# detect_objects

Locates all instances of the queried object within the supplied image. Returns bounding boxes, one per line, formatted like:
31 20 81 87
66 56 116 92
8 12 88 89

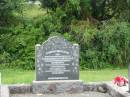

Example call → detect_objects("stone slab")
106 82 130 97
83 81 130 97
83 83 108 93
8 84 32 94
32 80 83 94
0 85 10 97
4 82 129 97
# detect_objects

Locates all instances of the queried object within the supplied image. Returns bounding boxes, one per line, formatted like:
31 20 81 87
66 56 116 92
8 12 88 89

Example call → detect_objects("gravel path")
10 92 112 97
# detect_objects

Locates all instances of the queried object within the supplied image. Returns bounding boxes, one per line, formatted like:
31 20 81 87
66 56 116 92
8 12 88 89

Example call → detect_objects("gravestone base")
32 80 84 94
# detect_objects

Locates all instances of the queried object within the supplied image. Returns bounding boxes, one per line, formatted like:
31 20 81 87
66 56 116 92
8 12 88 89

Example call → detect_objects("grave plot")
6 82 129 97
1 36 130 97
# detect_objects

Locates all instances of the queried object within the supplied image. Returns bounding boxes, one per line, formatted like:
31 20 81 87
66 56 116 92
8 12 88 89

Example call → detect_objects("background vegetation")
0 0 130 70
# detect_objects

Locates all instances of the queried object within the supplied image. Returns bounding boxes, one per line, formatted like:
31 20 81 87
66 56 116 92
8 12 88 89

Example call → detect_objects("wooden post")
128 64 130 92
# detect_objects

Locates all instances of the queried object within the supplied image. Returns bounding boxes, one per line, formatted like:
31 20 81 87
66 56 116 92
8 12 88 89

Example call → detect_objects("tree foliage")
39 0 130 70
0 0 130 70
0 0 24 26
71 21 130 69
40 0 130 21
90 0 129 21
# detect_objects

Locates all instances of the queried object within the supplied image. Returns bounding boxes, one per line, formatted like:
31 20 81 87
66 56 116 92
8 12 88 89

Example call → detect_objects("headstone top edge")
41 36 65 45
38 36 78 46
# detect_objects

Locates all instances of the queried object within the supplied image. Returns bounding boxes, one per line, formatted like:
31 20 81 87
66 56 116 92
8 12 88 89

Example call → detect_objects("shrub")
71 20 130 69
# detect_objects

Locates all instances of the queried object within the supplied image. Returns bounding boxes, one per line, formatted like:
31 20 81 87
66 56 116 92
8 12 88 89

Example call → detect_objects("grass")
81 69 128 83
23 4 46 19
0 69 128 84
1 69 34 84
13 4 46 20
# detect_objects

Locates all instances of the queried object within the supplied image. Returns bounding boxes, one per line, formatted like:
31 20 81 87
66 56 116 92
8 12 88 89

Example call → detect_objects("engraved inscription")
43 50 73 75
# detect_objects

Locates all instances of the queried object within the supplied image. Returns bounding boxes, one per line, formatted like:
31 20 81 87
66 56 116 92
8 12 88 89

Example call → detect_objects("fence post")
128 64 130 92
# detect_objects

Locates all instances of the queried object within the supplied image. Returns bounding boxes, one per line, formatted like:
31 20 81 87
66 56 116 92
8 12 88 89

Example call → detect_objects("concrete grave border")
0 85 9 97
1 82 129 97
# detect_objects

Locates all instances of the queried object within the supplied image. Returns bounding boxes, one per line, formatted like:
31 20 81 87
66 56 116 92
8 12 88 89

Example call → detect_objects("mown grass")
0 69 128 84
81 69 128 83
1 69 34 84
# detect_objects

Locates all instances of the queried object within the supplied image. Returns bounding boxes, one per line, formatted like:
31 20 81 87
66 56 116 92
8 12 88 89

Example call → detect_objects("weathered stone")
83 84 95 91
8 82 130 97
47 83 56 93
10 91 113 97
83 84 106 92
32 80 83 94
106 82 129 97
9 84 32 94
35 36 79 81
0 85 10 97
98 86 107 93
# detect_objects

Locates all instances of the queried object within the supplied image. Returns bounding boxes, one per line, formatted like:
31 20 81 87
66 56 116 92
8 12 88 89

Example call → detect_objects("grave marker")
35 36 79 81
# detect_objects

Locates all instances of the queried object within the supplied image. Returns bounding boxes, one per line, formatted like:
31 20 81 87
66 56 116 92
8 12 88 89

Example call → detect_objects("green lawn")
0 69 128 84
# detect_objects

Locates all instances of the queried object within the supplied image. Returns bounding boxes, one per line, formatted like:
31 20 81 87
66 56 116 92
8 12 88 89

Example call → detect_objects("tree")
91 0 129 21
40 0 80 33
0 0 23 26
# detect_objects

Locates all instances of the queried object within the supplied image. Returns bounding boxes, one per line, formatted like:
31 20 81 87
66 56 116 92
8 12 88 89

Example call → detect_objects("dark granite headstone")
35 36 79 81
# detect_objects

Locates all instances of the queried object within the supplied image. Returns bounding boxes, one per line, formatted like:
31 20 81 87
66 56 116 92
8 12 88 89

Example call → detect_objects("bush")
1 1 130 70
71 20 130 69
0 21 43 69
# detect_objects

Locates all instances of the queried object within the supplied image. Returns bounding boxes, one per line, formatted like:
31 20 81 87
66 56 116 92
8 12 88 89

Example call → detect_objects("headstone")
35 36 79 81
32 36 83 94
